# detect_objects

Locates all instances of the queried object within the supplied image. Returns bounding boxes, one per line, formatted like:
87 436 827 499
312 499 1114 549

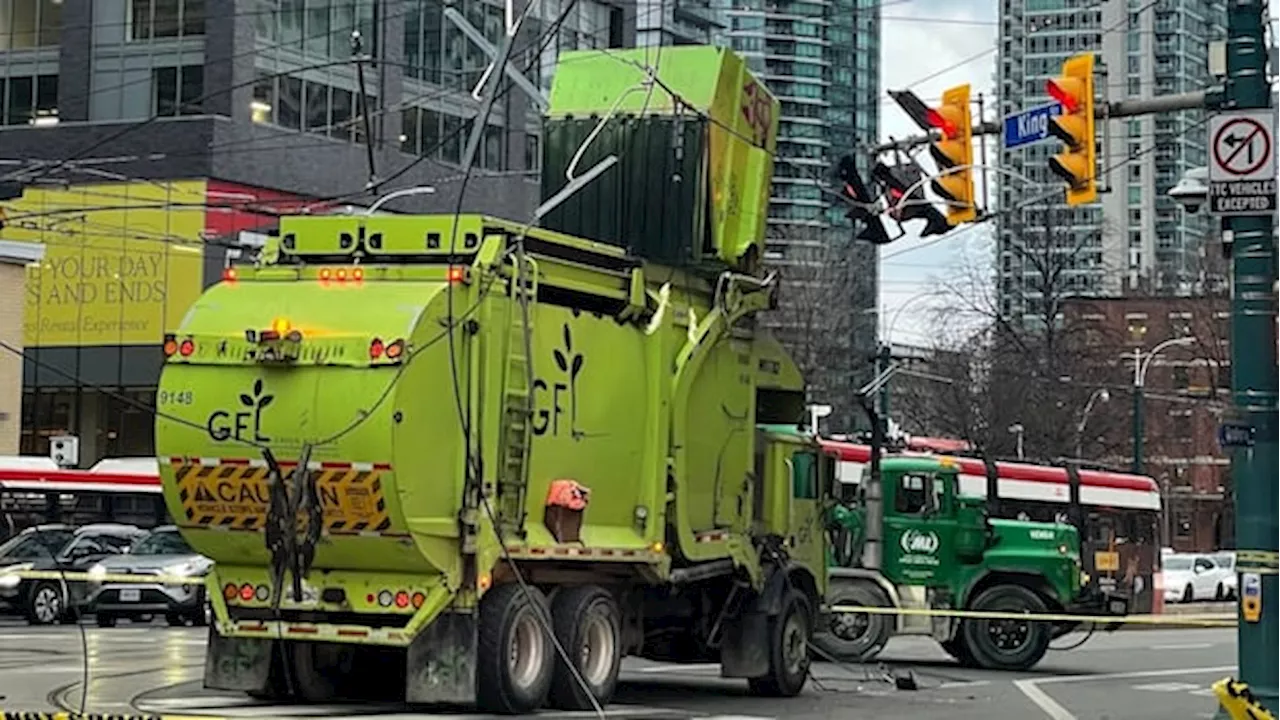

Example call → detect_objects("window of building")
1 73 57 126
152 65 204 116
1172 365 1189 389
130 0 205 41
0 0 63 48
525 133 540 171
1174 512 1192 539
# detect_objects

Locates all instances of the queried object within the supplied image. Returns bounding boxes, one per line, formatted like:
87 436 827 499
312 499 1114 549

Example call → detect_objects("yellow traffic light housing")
926 83 977 225
1046 53 1097 206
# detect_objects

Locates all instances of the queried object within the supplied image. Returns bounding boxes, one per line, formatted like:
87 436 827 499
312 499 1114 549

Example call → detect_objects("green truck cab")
817 455 1093 671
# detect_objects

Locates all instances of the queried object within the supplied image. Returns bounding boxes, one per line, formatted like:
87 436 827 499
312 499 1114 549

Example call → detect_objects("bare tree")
892 206 1127 461
763 223 868 432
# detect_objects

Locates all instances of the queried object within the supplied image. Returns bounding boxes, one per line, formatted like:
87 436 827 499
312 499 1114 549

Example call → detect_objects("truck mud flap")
719 612 769 679
204 627 275 693
406 611 477 705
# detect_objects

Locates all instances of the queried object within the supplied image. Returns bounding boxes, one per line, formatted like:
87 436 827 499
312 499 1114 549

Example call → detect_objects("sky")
876 0 1000 348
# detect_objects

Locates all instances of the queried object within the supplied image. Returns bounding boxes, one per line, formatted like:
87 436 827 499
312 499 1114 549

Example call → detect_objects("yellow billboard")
3 180 207 347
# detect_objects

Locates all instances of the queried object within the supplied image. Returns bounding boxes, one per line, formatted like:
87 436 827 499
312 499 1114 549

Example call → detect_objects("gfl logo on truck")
205 379 274 443
740 80 774 147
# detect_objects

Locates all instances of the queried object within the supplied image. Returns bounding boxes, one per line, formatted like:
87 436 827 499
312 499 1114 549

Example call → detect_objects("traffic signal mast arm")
869 88 1213 156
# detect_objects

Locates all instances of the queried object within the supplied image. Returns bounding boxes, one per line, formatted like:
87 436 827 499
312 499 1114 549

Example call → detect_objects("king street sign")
1003 103 1063 149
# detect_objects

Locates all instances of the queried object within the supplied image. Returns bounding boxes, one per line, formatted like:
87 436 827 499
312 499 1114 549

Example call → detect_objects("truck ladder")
497 251 538 537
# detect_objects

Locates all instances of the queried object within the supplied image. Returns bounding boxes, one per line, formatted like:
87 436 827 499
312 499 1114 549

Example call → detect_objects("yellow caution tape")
828 603 1237 627
1213 677 1276 720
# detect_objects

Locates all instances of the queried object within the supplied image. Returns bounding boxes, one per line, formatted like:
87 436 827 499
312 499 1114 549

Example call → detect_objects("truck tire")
747 589 811 698
960 584 1052 671
477 583 555 714
940 638 979 667
288 641 357 703
547 585 622 710
811 581 893 663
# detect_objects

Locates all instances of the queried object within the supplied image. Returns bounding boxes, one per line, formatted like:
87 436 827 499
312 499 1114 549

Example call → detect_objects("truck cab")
819 455 1090 671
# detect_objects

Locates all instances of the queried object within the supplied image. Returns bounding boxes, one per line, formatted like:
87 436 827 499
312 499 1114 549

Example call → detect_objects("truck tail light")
163 335 178 357
179 338 195 357
370 338 384 359
239 584 254 601
394 591 409 609
411 592 425 609
385 339 405 360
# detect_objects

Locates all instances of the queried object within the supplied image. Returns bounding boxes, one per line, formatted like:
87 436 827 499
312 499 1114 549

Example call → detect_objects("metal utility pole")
1217 0 1278 714
1131 337 1195 474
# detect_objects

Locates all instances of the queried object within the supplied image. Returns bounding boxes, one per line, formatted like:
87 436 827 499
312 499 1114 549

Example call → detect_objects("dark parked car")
86 525 212 627
0 523 145 624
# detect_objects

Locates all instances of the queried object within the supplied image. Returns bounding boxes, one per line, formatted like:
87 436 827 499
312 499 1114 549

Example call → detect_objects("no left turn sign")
1208 110 1278 217
1212 116 1271 178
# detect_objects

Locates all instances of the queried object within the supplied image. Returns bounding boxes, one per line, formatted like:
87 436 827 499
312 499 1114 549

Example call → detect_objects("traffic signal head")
836 155 892 245
872 161 950 238
925 83 976 225
1045 53 1097 206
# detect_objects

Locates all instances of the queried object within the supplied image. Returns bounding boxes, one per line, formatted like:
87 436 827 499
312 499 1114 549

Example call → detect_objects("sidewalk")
1118 601 1236 631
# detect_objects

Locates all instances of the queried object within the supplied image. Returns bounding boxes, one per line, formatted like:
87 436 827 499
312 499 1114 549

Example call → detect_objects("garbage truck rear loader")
155 46 837 714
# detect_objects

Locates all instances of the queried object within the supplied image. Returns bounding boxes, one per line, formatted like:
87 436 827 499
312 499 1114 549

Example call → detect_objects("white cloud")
876 0 1000 347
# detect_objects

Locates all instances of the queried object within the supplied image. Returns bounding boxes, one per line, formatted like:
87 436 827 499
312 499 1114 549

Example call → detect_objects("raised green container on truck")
155 46 838 715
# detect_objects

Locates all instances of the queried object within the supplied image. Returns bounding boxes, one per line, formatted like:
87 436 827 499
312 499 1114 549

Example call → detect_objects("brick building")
1063 295 1232 552
0 239 45 455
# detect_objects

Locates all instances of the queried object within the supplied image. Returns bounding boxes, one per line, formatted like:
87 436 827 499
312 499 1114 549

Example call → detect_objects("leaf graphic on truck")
536 323 586 440
208 378 274 443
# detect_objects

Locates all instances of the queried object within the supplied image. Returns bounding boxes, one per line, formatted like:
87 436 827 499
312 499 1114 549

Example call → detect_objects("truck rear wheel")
747 589 811 698
547 585 622 710
288 641 357 702
477 583 555 714
961 584 1051 671
812 581 893 663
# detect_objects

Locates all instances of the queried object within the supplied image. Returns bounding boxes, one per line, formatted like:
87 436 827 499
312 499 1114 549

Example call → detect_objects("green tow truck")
815 452 1125 671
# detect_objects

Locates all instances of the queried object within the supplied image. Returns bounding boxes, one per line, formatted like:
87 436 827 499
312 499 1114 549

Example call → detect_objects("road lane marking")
1014 679 1076 720
1151 643 1214 650
1015 665 1237 720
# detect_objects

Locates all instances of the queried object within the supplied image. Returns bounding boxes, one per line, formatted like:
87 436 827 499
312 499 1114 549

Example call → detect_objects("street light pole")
1218 1 1278 713
1075 388 1110 459
1130 337 1195 474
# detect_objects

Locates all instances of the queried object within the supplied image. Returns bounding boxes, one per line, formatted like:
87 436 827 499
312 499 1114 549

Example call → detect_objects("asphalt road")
0 618 1238 720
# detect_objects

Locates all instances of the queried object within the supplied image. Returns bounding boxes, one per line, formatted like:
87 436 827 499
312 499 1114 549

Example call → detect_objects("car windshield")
1164 557 1193 571
130 530 193 556
1215 554 1235 569
0 530 75 560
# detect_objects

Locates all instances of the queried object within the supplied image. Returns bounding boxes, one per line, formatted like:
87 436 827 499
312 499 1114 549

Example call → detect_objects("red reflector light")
239 584 254 601
353 267 364 281
222 267 238 282
370 338 384 359
385 339 404 360
411 592 425 609
395 591 410 608
336 268 347 282
319 268 332 282
179 339 195 357
447 266 465 283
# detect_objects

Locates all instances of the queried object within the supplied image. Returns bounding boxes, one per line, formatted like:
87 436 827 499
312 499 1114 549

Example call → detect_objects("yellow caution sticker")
174 462 394 534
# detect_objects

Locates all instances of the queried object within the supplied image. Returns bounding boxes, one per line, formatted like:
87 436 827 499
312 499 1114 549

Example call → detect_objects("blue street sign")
1002 103 1063 149
1218 422 1256 448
